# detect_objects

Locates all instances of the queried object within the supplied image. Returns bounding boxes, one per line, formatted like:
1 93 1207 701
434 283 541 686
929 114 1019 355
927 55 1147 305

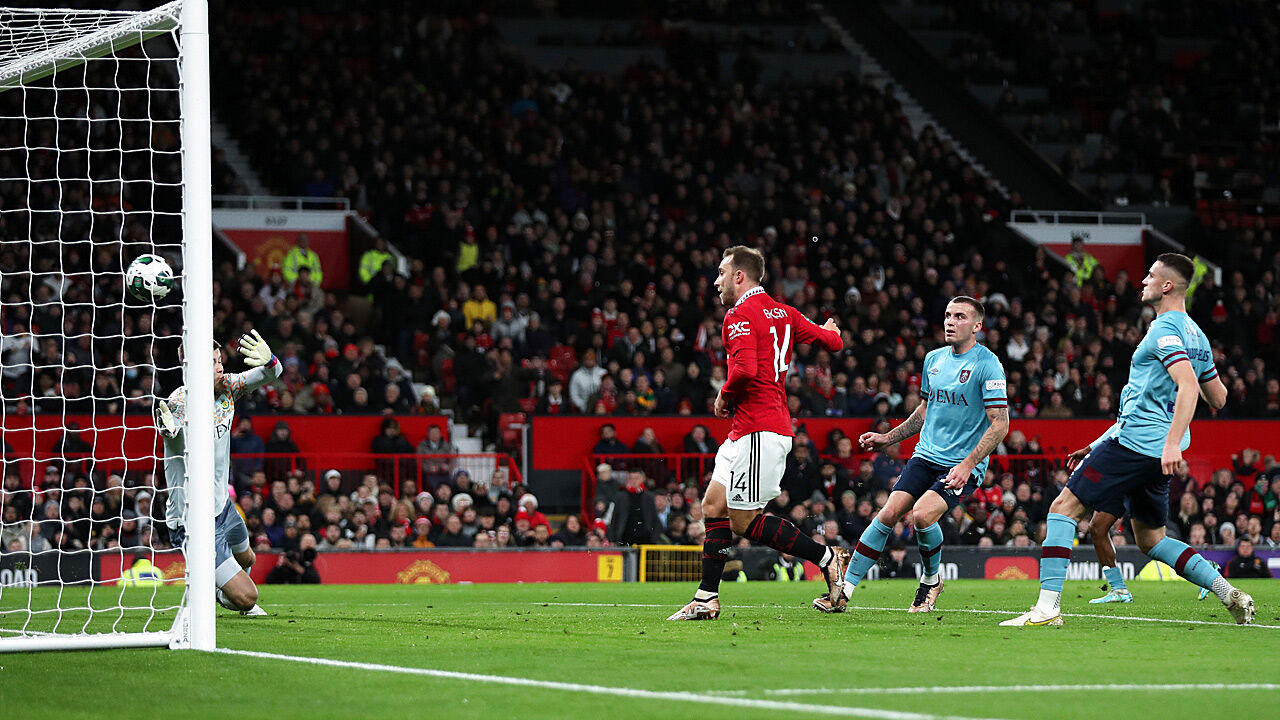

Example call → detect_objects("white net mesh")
0 2 190 646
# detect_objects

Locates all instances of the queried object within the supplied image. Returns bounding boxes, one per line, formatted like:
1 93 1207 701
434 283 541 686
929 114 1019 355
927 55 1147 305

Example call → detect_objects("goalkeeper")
155 331 281 616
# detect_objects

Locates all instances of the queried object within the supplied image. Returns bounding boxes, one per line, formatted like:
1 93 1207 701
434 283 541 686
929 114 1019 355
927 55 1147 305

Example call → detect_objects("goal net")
0 0 216 652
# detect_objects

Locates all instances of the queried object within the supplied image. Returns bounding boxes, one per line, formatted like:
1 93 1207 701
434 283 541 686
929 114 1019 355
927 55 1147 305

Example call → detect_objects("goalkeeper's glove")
154 398 180 439
238 329 274 368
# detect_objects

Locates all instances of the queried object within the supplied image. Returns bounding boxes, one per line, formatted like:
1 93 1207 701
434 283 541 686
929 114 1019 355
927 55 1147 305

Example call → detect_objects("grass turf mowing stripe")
532 602 1279 629
211 647 1010 720
716 684 1280 696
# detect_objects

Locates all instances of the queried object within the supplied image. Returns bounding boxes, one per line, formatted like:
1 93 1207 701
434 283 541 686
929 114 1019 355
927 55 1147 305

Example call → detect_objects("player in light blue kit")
813 296 1009 614
156 331 281 616
1003 254 1254 626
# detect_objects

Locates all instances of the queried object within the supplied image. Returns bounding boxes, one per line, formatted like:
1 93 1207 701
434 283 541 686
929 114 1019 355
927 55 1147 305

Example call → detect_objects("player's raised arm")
154 389 185 440
224 330 283 401
791 309 843 352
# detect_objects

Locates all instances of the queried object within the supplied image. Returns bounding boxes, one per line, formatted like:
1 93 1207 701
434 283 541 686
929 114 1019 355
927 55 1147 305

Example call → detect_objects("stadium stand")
1 1 1276 557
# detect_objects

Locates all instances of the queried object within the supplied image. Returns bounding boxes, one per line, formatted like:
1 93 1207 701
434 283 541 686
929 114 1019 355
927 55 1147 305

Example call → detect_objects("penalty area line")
211 647 1007 720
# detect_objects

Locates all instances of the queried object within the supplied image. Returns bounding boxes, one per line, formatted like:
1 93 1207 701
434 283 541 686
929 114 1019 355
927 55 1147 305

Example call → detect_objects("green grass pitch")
3 579 1278 720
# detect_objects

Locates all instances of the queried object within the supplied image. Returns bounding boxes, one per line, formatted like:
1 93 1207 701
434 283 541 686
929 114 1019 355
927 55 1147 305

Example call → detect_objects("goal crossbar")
0 1 180 91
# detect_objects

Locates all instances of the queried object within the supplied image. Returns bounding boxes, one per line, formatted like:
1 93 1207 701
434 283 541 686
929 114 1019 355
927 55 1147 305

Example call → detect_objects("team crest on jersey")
727 321 751 339
959 369 971 383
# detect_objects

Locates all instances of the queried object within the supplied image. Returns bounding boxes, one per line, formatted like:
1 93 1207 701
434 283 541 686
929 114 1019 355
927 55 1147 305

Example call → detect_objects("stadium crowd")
586 420 1280 563
5 421 1276 573
0 4 1277 565
920 0 1280 207
200 6 1278 435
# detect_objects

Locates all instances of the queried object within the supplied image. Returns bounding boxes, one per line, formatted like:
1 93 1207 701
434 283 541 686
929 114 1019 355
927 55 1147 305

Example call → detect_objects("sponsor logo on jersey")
928 367 940 375
926 389 970 406
1156 335 1183 349
732 494 743 502
985 379 1006 391
959 369 971 383
727 321 752 339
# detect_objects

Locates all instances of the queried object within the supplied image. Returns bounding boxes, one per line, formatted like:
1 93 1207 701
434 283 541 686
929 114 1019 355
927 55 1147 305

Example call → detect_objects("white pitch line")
211 647 1007 720
714 683 1280 697
844 605 1280 630
534 602 1280 629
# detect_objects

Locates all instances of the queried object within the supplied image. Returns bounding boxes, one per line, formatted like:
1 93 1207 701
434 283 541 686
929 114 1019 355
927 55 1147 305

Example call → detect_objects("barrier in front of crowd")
579 453 1117 521
71 545 1279 587
231 452 523 498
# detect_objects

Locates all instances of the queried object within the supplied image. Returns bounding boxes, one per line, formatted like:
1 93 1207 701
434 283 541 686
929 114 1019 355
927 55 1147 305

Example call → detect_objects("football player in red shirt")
668 246 851 620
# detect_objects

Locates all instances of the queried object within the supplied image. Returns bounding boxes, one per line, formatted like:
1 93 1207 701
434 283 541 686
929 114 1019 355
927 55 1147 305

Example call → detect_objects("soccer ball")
125 254 175 301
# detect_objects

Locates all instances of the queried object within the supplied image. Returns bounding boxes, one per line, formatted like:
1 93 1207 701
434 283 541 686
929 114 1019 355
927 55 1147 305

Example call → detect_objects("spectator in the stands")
782 442 820 503
569 350 606 413
229 417 265 485
358 237 393 287
281 233 322 287
631 427 664 454
1226 538 1272 578
552 515 587 547
263 421 301 482
433 514 470 547
592 423 629 455
371 417 413 481
462 284 497 330
606 469 660 546
871 444 904 488
417 424 456 456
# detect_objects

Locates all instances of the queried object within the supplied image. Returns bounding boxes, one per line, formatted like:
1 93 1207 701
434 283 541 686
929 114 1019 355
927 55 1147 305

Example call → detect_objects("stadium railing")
229 453 522 498
577 452 1182 520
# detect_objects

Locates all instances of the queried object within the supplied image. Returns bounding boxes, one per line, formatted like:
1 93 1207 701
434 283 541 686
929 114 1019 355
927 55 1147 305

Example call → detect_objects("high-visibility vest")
1066 252 1099 286
282 246 323 285
358 249 392 285
773 561 806 582
1187 256 1209 307
119 559 165 587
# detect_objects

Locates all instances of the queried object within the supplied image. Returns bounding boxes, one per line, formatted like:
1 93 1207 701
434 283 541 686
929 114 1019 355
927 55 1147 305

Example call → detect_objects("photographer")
265 533 321 584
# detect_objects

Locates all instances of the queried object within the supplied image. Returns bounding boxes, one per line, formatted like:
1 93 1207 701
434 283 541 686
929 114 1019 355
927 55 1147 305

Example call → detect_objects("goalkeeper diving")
155 331 281 616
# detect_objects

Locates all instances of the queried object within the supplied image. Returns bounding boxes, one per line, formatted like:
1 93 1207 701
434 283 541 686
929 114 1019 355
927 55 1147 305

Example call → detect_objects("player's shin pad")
744 514 828 566
699 518 732 595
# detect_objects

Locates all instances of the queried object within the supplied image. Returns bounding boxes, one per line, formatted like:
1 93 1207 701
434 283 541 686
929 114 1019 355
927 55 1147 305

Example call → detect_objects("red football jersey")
721 286 843 440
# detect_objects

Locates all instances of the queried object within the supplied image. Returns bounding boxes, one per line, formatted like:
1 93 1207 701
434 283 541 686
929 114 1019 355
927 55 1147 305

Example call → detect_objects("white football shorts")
711 431 792 510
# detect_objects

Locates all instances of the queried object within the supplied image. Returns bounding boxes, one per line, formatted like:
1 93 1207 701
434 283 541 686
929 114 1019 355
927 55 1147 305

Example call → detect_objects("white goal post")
0 0 215 652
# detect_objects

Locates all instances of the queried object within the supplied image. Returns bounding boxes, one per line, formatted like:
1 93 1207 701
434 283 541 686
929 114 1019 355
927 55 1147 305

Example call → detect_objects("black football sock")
743 514 832 567
696 517 732 600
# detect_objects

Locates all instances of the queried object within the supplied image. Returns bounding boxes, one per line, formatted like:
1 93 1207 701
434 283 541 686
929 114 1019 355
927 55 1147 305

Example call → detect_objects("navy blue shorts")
891 456 979 511
1066 438 1169 527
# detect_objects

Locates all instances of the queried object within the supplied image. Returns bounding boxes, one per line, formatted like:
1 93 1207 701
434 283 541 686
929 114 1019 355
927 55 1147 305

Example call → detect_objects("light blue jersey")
1116 311 1216 458
916 343 1007 482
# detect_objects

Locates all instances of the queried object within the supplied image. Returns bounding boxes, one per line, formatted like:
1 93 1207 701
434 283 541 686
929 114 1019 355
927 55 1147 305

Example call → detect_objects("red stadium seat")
518 397 538 413
498 412 527 452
